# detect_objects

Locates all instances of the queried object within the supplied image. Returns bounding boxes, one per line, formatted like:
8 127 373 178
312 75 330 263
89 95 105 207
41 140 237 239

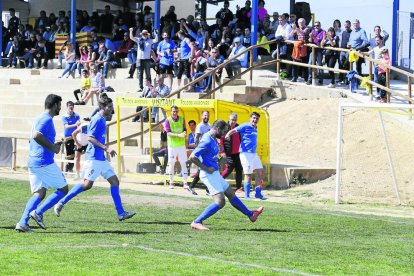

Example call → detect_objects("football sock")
255 186 265 199
18 195 42 226
60 184 84 205
194 203 221 224
244 183 251 199
230 197 253 217
36 190 65 216
110 186 125 216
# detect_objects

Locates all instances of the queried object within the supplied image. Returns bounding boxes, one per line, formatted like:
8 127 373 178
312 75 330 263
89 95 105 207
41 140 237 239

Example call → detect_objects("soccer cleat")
119 211 136 221
249 206 264 222
191 221 209 230
30 210 46 229
15 223 33 233
183 183 189 189
254 187 267 200
235 188 244 194
244 183 251 199
186 187 198 195
54 203 64 217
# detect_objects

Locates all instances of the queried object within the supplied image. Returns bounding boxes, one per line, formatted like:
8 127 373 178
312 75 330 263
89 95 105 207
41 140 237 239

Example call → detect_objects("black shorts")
159 64 173 75
75 145 88 154
64 139 75 157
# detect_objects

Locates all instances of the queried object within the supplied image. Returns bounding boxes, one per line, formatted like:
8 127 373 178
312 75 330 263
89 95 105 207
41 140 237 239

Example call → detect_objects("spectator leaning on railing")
306 21 325 85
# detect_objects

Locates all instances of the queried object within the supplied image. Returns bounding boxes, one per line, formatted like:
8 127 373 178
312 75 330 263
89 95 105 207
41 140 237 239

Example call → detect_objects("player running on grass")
189 120 264 230
52 95 135 221
16 94 69 233
225 111 266 200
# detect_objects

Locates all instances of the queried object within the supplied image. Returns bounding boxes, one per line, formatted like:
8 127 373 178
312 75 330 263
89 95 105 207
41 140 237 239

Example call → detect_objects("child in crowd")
377 48 390 103
74 69 91 104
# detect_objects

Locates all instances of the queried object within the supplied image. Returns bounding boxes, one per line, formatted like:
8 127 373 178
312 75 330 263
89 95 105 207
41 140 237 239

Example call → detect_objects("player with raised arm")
190 120 264 230
53 96 135 221
16 94 69 232
225 112 266 200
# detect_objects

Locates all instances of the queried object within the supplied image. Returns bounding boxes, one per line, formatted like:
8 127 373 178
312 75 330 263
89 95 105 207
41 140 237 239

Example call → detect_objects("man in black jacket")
219 113 243 193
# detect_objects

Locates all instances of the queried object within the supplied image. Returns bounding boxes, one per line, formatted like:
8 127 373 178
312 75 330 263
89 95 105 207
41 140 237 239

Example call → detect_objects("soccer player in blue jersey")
190 120 264 230
225 112 266 200
15 94 69 232
53 96 135 221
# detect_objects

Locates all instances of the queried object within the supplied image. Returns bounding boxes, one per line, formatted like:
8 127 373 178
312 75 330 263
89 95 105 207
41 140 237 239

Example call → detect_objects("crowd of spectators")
2 1 390 98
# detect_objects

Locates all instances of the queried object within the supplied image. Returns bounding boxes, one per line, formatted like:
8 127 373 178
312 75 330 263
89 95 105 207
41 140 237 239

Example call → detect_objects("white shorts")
240 152 263 174
82 160 115 181
29 163 67 193
199 170 229 196
168 146 187 163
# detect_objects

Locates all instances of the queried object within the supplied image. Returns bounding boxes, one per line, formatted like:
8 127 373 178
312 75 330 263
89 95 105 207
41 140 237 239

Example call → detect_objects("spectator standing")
129 28 158 92
216 1 234 26
176 30 193 89
157 32 176 88
338 20 352 84
35 10 50 31
321 27 339 88
100 5 114 34
290 18 311 82
307 21 325 85
8 8 20 37
348 19 369 75
370 25 389 49
235 0 252 29
269 12 279 33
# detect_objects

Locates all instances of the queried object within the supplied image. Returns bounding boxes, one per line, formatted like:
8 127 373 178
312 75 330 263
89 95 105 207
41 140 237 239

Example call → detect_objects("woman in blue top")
189 120 264 230
176 30 194 89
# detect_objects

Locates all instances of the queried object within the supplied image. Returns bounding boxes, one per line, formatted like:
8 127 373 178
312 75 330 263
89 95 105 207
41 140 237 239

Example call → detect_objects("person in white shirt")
129 28 158 92
224 37 247 78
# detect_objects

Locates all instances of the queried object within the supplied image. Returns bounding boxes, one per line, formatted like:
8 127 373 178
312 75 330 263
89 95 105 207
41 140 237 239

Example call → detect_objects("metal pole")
0 0 3 61
276 43 280 79
154 0 161 35
70 0 77 46
378 111 401 205
408 76 412 119
312 47 316 85
392 0 400 66
251 0 258 61
386 68 390 103
116 98 121 175
249 48 253 86
335 104 344 204
369 61 373 101
12 137 16 171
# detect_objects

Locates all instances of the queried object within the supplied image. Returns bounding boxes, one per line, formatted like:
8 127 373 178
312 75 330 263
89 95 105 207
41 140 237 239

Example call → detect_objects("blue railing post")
70 0 77 46
251 0 258 61
392 0 399 66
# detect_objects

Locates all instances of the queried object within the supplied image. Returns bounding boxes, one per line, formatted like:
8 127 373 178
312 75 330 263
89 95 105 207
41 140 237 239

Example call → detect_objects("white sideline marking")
293 208 414 226
1 244 318 276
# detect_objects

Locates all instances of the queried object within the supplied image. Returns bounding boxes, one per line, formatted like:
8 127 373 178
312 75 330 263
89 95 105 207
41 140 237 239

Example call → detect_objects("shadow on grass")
233 228 290 233
43 230 167 235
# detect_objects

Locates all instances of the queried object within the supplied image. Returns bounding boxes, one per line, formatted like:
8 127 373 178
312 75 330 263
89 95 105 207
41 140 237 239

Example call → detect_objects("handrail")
107 38 414 146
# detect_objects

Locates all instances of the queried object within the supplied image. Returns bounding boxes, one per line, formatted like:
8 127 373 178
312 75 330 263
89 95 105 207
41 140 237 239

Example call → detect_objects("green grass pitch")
0 178 413 275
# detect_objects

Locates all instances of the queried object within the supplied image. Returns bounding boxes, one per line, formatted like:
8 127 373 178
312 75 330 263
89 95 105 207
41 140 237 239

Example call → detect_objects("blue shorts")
199 170 229 196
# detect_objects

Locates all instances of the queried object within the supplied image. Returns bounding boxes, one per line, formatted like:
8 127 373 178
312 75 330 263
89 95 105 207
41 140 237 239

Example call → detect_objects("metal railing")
106 38 413 147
